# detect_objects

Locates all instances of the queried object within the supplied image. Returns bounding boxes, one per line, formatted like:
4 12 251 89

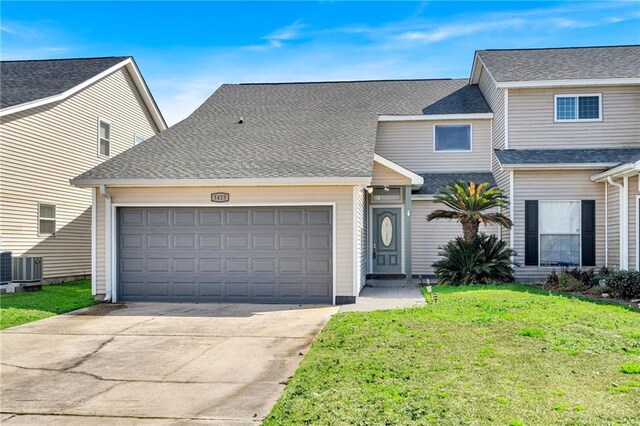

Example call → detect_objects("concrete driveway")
0 302 338 425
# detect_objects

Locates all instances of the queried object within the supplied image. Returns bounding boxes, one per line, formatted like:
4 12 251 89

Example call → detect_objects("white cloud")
265 20 306 42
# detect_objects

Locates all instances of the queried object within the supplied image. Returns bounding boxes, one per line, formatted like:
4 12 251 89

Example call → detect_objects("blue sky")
2 1 639 125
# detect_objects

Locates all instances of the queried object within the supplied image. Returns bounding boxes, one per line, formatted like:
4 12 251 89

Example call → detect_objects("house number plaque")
211 192 230 203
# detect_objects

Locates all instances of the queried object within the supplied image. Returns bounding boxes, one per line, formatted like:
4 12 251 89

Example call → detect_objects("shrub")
568 267 596 287
546 269 560 286
433 233 517 285
559 272 584 292
605 270 640 299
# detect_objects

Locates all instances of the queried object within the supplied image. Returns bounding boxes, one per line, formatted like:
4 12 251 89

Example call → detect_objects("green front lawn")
0 280 96 330
265 285 640 425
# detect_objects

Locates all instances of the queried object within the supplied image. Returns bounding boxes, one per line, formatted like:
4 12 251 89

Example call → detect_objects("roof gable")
474 45 640 86
0 56 166 130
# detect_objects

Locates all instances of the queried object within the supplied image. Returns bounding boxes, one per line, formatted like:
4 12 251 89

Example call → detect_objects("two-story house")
0 57 166 283
472 46 640 279
70 45 639 304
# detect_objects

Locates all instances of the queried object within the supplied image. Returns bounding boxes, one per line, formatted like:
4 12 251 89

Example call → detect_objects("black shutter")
581 200 596 267
524 200 539 266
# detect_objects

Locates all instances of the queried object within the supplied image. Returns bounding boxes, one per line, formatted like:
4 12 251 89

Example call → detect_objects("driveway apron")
0 302 338 425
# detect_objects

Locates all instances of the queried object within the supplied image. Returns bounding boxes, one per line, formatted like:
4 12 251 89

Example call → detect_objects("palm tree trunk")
461 220 479 242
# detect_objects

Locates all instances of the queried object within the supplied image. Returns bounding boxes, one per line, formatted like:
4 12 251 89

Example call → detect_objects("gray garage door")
118 207 333 303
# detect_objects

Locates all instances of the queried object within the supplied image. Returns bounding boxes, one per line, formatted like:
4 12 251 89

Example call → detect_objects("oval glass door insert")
381 216 393 246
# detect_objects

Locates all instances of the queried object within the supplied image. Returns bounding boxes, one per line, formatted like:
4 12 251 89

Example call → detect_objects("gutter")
499 163 617 171
591 161 639 182
70 177 373 188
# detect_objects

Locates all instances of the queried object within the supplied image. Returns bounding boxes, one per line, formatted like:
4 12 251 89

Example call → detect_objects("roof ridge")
239 78 466 86
1 56 131 63
480 44 639 52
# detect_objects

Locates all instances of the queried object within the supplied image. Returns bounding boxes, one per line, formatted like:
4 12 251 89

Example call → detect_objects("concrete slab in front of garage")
0 302 338 424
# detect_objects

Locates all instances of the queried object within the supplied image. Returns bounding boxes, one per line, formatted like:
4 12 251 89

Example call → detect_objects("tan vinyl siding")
374 120 492 173
478 68 506 151
477 65 511 244
629 175 639 270
411 200 498 275
371 161 411 186
509 86 640 149
94 185 357 298
354 187 368 291
513 170 606 281
607 181 621 270
495 170 511 244
0 68 159 281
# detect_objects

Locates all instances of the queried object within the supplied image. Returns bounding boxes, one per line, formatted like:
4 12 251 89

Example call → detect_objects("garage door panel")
226 210 249 225
147 210 170 225
253 210 277 225
173 210 197 225
226 234 249 249
148 234 170 249
118 207 332 303
307 209 332 224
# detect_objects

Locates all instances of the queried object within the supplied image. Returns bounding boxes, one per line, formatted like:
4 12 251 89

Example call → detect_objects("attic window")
98 120 111 156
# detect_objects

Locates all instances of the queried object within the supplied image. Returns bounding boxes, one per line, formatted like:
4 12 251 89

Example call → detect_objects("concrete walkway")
339 286 426 312
0 302 338 425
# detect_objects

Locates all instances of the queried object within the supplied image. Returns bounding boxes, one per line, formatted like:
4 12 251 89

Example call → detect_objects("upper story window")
134 134 145 145
98 119 111 156
38 203 56 236
554 94 602 122
434 124 471 152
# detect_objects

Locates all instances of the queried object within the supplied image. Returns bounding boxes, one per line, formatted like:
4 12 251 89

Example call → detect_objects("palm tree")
427 180 513 242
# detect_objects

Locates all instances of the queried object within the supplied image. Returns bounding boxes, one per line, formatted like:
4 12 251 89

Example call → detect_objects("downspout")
99 184 113 301
607 177 628 270
604 181 608 267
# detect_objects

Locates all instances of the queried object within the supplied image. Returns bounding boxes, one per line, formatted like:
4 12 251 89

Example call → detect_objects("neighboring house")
71 45 639 305
0 57 166 283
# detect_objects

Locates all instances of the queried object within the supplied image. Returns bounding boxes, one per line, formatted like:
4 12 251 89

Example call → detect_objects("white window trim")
38 203 56 237
97 117 112 158
433 123 473 153
553 93 602 123
538 200 582 268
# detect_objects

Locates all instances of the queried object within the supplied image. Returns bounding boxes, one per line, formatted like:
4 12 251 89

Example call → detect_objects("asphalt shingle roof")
1 57 130 109
495 148 640 166
477 45 640 82
414 172 496 195
73 79 491 181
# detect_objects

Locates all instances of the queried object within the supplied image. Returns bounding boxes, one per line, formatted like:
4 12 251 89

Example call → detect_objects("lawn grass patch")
265 285 640 425
0 280 96 329
620 362 640 374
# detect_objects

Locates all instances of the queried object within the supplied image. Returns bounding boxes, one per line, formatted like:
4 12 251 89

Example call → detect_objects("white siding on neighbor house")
607 181 621 270
354 187 368 291
93 185 358 299
411 200 499 276
371 161 412 186
374 120 492 173
509 86 640 149
513 170 606 281
0 67 159 281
